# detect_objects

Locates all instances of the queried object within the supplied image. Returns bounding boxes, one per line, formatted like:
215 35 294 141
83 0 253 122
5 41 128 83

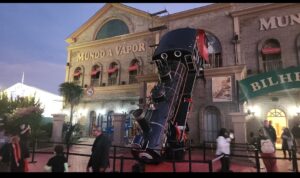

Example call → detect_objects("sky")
0 3 211 95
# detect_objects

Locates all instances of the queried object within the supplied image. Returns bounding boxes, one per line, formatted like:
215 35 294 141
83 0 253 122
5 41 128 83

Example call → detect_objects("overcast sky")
0 3 210 95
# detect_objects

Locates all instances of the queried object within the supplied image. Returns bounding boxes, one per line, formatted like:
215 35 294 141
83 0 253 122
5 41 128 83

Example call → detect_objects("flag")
196 30 209 62
21 72 24 84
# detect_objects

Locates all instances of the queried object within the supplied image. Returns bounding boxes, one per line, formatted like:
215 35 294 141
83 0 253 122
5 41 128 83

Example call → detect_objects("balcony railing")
108 77 117 86
91 78 100 87
73 80 81 86
203 54 222 69
129 75 138 84
263 60 282 72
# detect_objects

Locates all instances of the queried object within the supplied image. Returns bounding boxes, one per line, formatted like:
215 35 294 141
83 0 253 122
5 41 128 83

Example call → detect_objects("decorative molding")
66 3 153 43
162 3 232 21
204 65 246 77
230 3 296 17
67 31 152 50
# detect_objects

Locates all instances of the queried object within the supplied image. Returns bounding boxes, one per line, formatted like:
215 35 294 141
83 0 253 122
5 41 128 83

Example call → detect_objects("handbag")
260 139 275 153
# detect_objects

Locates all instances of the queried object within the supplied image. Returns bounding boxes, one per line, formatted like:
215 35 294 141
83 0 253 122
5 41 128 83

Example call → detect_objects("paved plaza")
25 138 300 173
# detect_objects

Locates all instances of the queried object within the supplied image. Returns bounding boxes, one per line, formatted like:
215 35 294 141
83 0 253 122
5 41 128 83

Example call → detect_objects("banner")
239 66 300 101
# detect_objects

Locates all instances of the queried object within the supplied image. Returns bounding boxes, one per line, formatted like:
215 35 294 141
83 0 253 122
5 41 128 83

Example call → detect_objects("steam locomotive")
131 28 208 164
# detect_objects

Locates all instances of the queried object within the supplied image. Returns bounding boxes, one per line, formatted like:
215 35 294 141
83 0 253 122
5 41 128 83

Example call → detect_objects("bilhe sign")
239 66 300 101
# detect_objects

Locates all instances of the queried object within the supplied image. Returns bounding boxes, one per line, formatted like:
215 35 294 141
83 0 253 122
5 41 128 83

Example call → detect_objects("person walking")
4 134 30 172
281 127 294 160
0 131 12 172
19 123 31 147
44 145 68 172
258 124 278 172
291 121 300 153
216 128 232 172
19 123 31 172
86 126 111 172
267 120 277 144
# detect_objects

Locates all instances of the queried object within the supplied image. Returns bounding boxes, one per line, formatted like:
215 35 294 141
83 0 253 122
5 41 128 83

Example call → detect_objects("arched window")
73 67 83 86
90 64 101 87
95 19 129 40
108 62 119 86
261 39 282 72
205 31 222 68
203 106 221 142
128 59 139 84
100 111 114 134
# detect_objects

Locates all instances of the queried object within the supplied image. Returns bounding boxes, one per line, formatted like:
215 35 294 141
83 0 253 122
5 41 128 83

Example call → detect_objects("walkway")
27 138 299 172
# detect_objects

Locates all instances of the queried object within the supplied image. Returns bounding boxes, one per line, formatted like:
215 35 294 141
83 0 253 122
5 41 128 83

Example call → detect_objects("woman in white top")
216 128 233 172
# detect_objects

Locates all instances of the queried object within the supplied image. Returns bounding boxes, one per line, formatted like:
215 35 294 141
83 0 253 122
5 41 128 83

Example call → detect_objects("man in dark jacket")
86 126 111 172
292 121 300 153
264 120 277 143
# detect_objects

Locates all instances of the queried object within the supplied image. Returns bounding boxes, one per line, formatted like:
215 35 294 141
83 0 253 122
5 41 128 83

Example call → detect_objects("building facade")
3 83 63 118
65 3 300 147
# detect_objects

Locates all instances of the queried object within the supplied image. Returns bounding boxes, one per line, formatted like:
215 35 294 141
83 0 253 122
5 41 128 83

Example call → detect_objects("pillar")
51 114 66 143
112 114 126 146
229 112 247 143
229 112 251 165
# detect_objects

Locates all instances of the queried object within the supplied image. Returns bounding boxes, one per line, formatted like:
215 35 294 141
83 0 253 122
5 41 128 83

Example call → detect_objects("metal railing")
202 140 299 172
28 139 300 172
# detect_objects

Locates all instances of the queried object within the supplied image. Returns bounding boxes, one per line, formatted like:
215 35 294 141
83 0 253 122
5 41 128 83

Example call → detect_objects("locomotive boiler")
131 28 208 163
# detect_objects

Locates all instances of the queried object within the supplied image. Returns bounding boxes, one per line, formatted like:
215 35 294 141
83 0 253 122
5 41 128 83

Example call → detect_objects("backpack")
260 139 275 153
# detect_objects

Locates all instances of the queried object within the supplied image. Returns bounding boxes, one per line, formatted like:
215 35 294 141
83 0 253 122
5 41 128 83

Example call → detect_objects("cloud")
0 61 65 94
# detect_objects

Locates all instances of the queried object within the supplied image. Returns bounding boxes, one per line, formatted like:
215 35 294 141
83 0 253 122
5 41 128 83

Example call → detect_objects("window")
205 31 222 68
203 106 221 142
128 59 139 84
90 65 101 87
100 111 114 134
261 39 282 72
108 62 119 86
73 67 82 86
96 19 129 40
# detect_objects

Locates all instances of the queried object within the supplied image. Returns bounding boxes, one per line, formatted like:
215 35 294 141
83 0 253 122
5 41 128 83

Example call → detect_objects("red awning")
261 47 281 55
91 69 101 76
108 67 118 74
196 30 209 62
73 71 81 77
128 64 138 71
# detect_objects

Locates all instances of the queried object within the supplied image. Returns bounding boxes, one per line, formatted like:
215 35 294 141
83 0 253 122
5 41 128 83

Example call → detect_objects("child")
44 145 68 172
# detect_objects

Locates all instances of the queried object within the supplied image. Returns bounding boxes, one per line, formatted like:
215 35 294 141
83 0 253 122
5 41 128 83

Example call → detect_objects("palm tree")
59 82 83 144
59 82 83 125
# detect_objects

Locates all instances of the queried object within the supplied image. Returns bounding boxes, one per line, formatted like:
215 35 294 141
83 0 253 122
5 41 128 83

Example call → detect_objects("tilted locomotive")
131 28 208 163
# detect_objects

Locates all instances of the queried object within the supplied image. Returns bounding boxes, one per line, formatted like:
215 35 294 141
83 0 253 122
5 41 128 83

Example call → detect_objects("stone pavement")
27 138 300 173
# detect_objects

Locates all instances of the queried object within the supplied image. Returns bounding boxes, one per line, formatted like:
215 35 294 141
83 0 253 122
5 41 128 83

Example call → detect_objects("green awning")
239 66 300 101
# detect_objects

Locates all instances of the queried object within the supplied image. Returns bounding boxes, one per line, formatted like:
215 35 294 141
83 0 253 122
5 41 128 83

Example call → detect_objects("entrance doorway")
203 106 221 142
266 108 287 148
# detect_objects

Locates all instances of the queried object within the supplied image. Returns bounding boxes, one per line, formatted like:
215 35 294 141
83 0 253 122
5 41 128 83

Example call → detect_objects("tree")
1 94 44 140
59 82 83 143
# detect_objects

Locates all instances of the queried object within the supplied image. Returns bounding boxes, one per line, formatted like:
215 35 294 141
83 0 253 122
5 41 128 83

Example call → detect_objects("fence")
202 141 299 172
28 139 300 172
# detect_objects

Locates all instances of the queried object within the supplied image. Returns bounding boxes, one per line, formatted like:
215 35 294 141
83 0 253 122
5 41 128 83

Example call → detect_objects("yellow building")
65 3 300 147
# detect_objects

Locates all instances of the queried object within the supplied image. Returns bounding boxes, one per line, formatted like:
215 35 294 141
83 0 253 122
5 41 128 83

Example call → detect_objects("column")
51 114 66 143
229 112 251 165
112 114 126 146
229 112 247 143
